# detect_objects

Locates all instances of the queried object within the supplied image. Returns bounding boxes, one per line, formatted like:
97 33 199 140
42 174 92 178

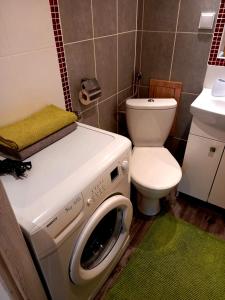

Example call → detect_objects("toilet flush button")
121 160 129 171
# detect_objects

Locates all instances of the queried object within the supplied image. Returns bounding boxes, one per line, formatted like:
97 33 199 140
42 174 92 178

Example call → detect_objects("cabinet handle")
210 147 216 153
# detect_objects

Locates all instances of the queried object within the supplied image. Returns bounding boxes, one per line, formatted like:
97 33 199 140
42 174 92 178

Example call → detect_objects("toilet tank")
126 98 177 146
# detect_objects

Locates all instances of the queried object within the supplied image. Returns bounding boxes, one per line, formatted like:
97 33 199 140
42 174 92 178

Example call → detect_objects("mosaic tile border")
208 0 225 66
49 0 73 111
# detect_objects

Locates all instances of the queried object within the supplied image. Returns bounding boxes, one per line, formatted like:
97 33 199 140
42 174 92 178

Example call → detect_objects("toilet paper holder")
79 78 102 105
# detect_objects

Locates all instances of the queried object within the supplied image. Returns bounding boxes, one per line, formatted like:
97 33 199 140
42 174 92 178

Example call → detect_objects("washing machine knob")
87 198 94 206
121 160 129 171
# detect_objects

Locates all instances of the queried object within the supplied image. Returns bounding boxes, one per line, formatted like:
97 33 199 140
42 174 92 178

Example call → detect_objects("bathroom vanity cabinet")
178 117 225 209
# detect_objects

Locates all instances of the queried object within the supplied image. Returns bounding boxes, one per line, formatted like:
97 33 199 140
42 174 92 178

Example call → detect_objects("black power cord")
0 159 32 178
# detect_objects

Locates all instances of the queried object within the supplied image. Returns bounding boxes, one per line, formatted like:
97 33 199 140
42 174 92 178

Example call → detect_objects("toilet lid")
131 147 182 190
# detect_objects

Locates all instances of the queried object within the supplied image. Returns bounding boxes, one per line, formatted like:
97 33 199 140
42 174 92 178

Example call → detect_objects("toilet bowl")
131 147 182 215
126 98 182 216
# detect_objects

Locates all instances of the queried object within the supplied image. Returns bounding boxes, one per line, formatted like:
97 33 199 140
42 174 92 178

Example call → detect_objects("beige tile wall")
0 0 65 126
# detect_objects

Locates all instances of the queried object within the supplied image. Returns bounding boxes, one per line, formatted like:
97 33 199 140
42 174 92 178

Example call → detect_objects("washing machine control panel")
90 177 107 203
44 194 83 238
83 154 130 208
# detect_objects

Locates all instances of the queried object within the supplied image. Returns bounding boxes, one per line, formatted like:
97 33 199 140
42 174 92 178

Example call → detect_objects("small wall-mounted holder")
199 12 215 29
79 78 101 106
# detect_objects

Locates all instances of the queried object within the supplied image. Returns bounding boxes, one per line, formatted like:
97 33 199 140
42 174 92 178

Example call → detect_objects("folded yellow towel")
0 105 77 150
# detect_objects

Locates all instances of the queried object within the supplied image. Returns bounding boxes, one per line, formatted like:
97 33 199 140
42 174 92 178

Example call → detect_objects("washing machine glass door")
69 194 133 284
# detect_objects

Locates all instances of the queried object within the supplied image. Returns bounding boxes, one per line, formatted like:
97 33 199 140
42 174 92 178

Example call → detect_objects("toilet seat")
131 147 182 191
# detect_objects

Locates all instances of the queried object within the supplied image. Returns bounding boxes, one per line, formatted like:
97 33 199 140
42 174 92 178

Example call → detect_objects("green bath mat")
105 214 225 300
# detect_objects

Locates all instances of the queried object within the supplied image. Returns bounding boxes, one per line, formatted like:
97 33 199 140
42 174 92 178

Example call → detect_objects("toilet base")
137 195 160 216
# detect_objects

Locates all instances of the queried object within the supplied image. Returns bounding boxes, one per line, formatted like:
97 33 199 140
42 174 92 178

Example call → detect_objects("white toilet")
126 98 182 216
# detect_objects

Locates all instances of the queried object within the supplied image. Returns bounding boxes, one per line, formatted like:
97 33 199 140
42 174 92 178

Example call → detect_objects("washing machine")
1 123 132 300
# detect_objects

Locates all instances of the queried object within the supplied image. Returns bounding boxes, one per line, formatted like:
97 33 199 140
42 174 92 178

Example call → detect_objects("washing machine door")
69 194 132 285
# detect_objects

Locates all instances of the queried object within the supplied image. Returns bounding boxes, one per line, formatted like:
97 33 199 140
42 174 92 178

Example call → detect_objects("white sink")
190 88 225 129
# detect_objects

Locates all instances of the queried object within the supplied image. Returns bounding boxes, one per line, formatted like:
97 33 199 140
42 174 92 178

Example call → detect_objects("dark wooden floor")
94 189 225 300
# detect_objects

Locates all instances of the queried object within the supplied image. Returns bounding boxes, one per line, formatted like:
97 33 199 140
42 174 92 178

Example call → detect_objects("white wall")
0 0 65 126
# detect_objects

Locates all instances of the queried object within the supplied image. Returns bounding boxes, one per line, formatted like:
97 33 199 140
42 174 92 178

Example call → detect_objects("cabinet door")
208 150 225 208
178 134 224 201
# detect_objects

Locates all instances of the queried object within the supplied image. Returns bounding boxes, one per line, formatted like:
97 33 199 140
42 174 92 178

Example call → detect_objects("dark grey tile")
92 0 117 37
178 0 220 33
143 0 180 31
99 96 117 132
141 32 175 85
173 93 197 140
118 32 136 91
118 0 137 33
65 41 95 111
117 92 133 137
118 111 129 138
118 101 126 111
118 86 133 106
171 33 212 94
135 31 142 73
59 0 92 43
138 86 149 98
137 0 144 30
80 106 99 127
95 36 117 101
